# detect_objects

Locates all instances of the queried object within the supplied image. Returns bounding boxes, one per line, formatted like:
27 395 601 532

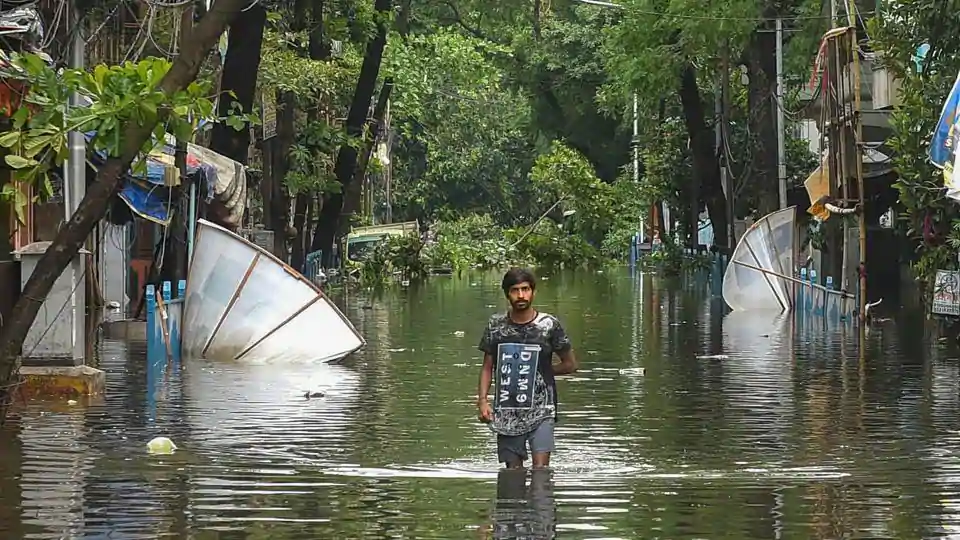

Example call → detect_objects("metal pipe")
632 92 639 185
633 92 644 240
846 2 868 332
776 17 787 210
187 181 197 262
65 5 86 364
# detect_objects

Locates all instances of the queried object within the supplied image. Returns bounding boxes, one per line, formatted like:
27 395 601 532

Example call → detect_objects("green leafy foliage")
285 120 358 195
0 54 230 223
640 242 714 276
363 210 608 284
258 28 361 105
423 215 520 271
383 28 536 224
253 0 833 276
529 141 644 252
869 3 960 289
359 233 428 286
255 22 365 200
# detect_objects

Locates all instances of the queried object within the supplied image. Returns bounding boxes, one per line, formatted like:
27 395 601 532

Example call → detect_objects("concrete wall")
100 223 131 315
19 244 85 366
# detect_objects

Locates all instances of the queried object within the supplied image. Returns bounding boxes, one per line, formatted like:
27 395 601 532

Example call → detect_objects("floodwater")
0 270 958 539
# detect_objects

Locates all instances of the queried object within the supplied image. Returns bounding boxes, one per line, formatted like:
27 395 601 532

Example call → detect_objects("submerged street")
0 270 957 539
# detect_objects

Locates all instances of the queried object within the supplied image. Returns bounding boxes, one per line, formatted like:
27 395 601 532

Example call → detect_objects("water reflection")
3 270 960 538
721 311 795 463
183 358 361 465
484 468 556 539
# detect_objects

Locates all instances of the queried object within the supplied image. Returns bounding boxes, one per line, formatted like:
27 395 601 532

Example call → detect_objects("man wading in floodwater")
477 268 578 469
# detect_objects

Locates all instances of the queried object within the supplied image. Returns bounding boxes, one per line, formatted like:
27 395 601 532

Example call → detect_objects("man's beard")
511 300 530 310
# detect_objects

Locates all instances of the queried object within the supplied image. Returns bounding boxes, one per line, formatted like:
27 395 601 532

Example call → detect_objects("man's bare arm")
478 353 494 402
554 348 578 375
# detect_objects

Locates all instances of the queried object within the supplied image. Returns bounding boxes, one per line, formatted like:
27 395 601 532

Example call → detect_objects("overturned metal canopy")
722 206 797 313
182 219 365 363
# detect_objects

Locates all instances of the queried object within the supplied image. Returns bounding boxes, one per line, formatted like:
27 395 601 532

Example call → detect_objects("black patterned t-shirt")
478 312 572 436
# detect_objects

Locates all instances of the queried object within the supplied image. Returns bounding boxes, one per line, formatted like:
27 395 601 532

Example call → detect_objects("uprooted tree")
0 0 252 423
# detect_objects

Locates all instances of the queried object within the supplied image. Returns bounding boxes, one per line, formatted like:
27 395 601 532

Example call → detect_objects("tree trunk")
678 64 729 248
397 0 412 37
210 4 266 165
746 26 778 217
269 91 295 261
207 4 266 235
290 193 309 270
338 80 393 240
311 0 392 265
0 0 250 422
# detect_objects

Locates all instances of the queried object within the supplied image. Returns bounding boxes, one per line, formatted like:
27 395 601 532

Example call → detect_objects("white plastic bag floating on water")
147 436 178 455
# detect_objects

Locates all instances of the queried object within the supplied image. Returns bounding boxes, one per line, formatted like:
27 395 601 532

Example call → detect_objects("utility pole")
175 3 194 276
721 41 734 249
633 91 644 241
632 93 639 185
823 0 844 289
847 0 868 335
775 17 787 210
714 70 723 247
65 2 86 364
384 98 393 224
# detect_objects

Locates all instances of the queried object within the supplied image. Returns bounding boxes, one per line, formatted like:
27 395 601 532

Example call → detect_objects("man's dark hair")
502 267 537 295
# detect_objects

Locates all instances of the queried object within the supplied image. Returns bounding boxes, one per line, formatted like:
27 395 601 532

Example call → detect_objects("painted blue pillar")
145 284 160 422
173 279 185 365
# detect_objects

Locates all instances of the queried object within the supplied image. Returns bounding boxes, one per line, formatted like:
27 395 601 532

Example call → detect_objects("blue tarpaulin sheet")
118 179 171 225
85 132 220 226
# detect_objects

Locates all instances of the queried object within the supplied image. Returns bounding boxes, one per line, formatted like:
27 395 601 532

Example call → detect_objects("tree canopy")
0 0 942 283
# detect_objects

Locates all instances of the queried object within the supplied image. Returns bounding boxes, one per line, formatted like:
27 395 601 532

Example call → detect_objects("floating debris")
453 331 465 337
619 367 645 376
304 391 325 399
387 348 408 353
147 437 178 455
697 354 729 360
67 399 77 406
